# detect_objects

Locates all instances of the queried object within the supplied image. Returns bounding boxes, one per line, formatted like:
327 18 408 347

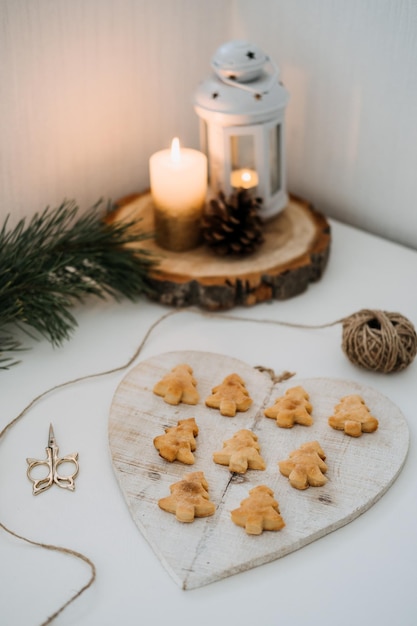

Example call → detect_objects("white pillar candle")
149 138 207 251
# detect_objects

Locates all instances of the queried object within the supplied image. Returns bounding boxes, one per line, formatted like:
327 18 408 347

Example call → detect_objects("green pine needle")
0 199 158 368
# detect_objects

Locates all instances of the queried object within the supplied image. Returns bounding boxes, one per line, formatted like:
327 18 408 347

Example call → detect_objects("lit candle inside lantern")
149 138 207 251
230 168 259 190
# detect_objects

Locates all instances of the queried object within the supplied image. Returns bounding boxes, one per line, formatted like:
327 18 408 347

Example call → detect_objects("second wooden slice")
108 351 409 590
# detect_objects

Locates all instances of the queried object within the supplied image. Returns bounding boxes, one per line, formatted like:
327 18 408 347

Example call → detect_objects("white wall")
0 0 232 223
233 0 417 249
1 0 416 249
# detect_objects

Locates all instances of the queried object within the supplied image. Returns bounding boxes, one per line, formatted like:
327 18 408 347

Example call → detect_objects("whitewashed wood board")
108 351 409 590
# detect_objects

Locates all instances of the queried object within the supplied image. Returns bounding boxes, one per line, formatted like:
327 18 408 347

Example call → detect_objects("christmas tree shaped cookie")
231 485 285 535
328 394 379 437
264 385 313 428
213 429 266 474
153 363 199 405
278 441 327 490
158 472 216 523
153 418 198 464
205 373 252 416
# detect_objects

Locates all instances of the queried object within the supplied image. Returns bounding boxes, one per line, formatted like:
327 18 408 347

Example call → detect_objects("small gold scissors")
26 424 79 495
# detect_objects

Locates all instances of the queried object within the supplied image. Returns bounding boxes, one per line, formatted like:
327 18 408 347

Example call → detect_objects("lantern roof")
211 40 268 83
194 40 289 124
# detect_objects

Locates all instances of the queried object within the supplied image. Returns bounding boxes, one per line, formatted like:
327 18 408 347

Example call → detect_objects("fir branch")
0 200 157 368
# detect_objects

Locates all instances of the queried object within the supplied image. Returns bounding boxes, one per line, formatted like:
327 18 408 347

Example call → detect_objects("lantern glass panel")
230 134 258 190
269 123 282 194
200 120 208 156
199 119 210 180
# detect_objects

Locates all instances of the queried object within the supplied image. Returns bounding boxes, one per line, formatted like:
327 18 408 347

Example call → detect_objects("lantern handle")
214 56 280 96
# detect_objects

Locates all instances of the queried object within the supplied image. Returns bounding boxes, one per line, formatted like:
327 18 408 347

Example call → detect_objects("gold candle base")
154 205 203 252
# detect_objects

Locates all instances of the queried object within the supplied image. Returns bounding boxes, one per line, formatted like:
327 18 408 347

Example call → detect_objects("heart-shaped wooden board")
108 351 409 590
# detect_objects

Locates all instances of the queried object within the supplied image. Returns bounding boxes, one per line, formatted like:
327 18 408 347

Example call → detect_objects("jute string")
0 521 96 626
341 309 417 373
1 306 416 625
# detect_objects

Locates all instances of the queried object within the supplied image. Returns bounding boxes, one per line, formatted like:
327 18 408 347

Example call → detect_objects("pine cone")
201 189 265 256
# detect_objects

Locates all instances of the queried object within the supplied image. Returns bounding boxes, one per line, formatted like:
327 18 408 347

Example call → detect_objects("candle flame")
171 137 181 164
230 168 259 189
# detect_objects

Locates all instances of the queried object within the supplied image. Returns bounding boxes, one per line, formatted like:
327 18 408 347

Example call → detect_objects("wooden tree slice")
111 192 331 310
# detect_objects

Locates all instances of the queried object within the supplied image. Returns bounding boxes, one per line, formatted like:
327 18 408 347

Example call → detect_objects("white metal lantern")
194 40 289 219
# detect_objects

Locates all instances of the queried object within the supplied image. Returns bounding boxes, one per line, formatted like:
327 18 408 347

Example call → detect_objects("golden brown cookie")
264 385 313 428
231 485 285 535
158 471 216 522
213 429 266 474
153 417 198 464
278 441 327 490
328 394 379 437
205 373 252 417
153 364 199 405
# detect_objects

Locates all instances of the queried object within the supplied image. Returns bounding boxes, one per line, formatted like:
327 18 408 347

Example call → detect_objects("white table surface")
1 217 416 626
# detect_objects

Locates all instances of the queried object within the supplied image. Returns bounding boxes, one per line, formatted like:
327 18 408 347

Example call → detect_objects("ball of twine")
342 309 417 373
